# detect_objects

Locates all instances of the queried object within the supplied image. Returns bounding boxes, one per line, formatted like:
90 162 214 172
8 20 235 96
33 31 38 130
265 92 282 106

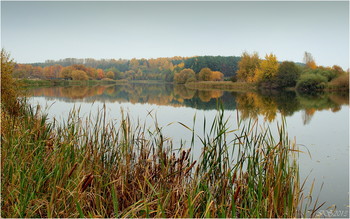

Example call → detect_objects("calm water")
28 83 349 217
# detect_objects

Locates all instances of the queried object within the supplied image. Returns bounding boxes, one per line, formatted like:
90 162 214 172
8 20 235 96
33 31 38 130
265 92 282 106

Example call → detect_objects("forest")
14 56 239 82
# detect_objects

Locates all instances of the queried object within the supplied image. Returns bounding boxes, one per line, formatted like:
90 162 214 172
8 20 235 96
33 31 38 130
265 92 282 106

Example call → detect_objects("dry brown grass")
327 74 349 91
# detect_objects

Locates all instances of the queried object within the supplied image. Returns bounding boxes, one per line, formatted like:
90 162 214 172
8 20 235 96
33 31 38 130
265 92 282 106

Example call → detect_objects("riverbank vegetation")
2 50 322 217
13 52 348 93
12 56 240 82
235 51 349 92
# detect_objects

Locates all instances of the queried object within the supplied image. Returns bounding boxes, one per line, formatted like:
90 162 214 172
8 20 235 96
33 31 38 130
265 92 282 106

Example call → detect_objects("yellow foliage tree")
198 68 212 81
59 66 74 79
256 53 279 82
174 68 196 84
106 71 115 79
1 49 19 114
236 52 260 82
71 70 88 80
211 71 224 81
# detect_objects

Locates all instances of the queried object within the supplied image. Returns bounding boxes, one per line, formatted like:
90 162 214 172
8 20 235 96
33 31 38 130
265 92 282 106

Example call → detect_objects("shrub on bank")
296 74 327 92
302 68 337 82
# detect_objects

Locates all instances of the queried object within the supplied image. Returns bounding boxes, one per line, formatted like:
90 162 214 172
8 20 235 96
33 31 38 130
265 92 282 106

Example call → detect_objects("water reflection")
27 83 349 124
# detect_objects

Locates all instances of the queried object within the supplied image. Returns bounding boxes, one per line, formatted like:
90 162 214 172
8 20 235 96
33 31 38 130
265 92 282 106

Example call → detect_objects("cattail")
233 185 241 202
67 163 78 178
185 161 197 174
81 173 94 192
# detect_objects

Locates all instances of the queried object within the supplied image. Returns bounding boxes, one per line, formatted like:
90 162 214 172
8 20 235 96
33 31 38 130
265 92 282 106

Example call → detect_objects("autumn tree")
96 69 105 79
174 68 196 84
198 68 212 81
59 66 74 79
211 71 224 81
254 53 279 82
236 52 260 82
1 49 19 113
43 66 54 79
303 51 317 69
13 64 31 78
332 65 345 75
198 68 224 81
32 66 43 79
106 71 115 79
129 58 140 71
71 70 88 80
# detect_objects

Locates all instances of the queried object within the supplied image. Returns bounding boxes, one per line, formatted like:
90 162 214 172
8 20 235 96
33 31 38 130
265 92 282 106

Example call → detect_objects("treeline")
235 51 349 92
15 56 240 81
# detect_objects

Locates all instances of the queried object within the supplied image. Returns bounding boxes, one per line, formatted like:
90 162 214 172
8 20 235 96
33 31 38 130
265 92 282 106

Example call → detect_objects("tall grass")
1 100 316 217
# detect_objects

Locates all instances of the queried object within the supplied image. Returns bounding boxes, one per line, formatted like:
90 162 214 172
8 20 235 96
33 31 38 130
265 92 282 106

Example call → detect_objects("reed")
1 100 317 218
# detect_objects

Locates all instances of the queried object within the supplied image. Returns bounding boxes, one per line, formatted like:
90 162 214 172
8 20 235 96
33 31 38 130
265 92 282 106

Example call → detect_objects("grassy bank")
185 81 257 91
1 97 321 217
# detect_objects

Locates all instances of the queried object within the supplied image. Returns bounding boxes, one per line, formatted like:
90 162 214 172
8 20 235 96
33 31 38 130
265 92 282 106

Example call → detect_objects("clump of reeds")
1 100 316 218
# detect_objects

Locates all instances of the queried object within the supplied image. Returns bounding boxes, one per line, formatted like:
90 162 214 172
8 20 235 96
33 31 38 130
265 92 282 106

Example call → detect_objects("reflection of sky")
30 95 349 215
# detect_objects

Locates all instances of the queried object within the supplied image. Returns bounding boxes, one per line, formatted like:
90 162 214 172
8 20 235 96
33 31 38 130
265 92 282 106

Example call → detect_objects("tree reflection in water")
27 83 349 124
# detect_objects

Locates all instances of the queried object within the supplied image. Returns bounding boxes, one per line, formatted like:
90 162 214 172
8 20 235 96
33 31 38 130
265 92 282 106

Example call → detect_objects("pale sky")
1 1 349 69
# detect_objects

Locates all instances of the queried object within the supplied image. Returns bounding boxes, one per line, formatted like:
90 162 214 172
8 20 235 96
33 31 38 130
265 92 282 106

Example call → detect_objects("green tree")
276 61 301 87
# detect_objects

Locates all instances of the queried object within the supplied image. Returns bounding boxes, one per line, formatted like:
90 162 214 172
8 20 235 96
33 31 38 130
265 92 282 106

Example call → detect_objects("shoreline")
19 78 349 93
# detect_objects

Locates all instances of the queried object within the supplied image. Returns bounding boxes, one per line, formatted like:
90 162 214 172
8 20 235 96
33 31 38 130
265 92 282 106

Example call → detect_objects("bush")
296 74 327 92
231 75 238 82
302 68 337 82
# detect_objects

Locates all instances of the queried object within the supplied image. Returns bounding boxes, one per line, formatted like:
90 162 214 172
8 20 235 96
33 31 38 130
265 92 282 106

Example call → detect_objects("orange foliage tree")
96 69 105 79
303 51 317 69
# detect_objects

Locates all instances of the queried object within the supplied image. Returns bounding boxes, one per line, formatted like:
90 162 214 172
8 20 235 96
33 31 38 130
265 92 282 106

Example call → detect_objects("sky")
1 1 349 69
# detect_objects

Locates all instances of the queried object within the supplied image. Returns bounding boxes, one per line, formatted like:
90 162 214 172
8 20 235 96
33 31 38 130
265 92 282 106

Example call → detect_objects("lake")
28 83 349 217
